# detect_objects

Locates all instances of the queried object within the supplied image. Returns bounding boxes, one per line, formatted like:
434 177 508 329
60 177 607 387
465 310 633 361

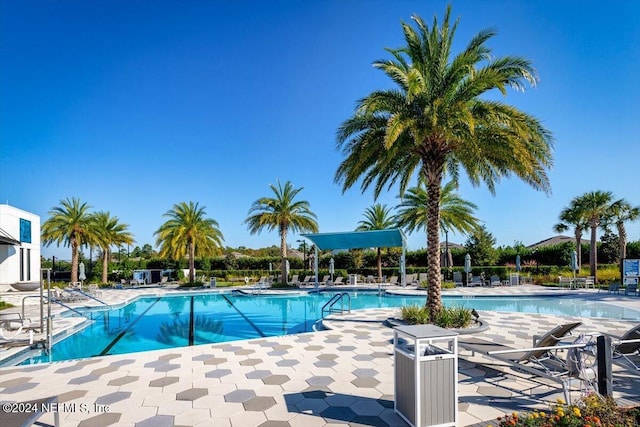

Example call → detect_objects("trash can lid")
394 324 458 338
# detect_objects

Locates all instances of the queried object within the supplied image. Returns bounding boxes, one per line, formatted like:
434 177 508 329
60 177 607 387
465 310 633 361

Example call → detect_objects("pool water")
18 291 640 365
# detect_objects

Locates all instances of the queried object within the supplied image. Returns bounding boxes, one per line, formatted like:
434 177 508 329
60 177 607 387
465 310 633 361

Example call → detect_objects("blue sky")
1 0 639 260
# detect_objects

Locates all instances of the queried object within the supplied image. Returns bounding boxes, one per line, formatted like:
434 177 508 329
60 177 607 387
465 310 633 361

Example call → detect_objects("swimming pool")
15 290 640 365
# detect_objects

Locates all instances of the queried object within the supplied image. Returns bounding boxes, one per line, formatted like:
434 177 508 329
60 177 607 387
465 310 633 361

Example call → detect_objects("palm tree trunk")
102 250 109 284
618 222 627 261
189 241 195 283
424 157 444 318
280 228 288 283
376 247 382 281
589 222 597 280
71 237 79 283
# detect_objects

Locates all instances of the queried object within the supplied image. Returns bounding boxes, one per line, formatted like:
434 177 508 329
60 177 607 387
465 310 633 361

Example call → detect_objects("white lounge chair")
459 322 586 403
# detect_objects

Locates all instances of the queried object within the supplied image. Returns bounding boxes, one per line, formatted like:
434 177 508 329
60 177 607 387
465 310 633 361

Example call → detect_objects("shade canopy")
301 229 406 251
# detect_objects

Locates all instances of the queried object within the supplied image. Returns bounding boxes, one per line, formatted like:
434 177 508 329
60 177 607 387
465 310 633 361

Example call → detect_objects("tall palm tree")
553 203 588 269
335 8 553 317
355 204 396 280
604 198 640 262
93 211 134 284
155 202 225 283
396 180 480 238
245 180 319 283
41 197 96 283
574 191 614 280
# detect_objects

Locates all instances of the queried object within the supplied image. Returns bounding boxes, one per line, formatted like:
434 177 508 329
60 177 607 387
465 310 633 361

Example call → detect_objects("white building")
0 204 41 289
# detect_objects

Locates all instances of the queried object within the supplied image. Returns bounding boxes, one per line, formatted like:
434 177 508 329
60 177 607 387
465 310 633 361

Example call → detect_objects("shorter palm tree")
604 198 640 262
554 203 588 269
155 202 224 283
574 191 614 280
93 211 134 284
245 180 319 283
356 204 396 280
42 197 96 283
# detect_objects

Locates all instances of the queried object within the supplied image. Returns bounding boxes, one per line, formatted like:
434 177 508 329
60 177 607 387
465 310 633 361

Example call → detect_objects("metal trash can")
348 274 358 286
394 324 458 427
209 277 217 288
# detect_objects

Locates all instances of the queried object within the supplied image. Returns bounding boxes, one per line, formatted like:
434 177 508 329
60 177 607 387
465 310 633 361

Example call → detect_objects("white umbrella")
515 255 521 272
329 258 335 281
571 250 578 273
285 259 290 280
464 254 471 285
79 262 86 282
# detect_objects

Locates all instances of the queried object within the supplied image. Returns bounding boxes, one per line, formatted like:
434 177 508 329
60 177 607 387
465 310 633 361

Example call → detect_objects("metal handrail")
321 292 351 318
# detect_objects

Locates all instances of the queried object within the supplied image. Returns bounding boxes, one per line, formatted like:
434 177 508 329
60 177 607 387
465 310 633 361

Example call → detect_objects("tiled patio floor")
1 285 639 426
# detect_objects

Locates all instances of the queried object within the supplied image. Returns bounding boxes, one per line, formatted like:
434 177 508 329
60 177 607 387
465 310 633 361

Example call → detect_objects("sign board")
623 259 640 286
623 259 640 277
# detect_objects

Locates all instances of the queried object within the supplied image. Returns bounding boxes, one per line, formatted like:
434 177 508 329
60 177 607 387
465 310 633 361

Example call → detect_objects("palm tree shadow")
283 389 407 426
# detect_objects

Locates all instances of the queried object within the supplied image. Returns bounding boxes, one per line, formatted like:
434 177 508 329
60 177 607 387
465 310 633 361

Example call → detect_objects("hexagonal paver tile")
149 376 180 387
246 370 272 380
301 390 327 399
262 374 290 386
158 354 181 361
243 396 276 411
134 414 175 427
304 345 323 351
477 385 512 398
68 375 99 385
95 391 132 405
78 412 122 427
316 354 338 360
108 375 139 386
267 349 287 356
320 406 357 423
351 400 384 416
337 345 356 351
110 358 136 367
239 358 262 366
235 348 255 356
276 359 298 367
353 354 375 361
224 389 256 403
205 368 232 378
351 377 380 388
306 376 334 387
313 360 336 368
203 357 227 365
352 368 378 378
350 415 389 427
91 365 119 376
371 351 390 358
154 364 180 373
176 387 208 401
257 421 292 427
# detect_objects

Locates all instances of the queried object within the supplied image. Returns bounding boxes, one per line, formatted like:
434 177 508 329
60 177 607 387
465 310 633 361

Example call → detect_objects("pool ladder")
321 292 351 318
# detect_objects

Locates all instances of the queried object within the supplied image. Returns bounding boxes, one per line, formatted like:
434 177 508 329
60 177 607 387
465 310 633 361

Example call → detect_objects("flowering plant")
495 395 638 427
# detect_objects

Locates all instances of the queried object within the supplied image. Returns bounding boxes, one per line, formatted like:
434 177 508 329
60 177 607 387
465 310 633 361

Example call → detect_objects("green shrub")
401 305 430 325
401 305 473 329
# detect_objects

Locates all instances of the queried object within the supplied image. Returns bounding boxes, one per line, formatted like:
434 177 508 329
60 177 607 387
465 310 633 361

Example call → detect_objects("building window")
20 219 32 243
27 249 31 281
20 248 24 281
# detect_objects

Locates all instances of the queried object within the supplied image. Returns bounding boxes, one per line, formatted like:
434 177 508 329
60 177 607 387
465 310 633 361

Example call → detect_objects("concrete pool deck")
1 285 639 426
